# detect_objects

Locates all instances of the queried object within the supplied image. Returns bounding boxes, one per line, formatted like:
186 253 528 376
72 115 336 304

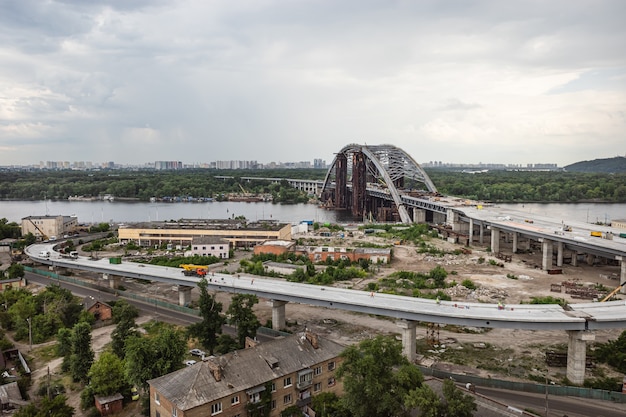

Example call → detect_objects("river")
0 200 624 225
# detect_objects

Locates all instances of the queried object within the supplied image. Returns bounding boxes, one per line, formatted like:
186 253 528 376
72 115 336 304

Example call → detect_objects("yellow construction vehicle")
600 282 625 302
179 264 209 277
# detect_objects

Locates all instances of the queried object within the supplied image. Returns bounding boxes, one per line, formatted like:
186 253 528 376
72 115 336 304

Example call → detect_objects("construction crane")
179 264 209 277
600 282 625 302
28 218 48 241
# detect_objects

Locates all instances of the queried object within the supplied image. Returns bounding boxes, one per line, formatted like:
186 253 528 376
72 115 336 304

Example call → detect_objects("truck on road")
180 264 209 277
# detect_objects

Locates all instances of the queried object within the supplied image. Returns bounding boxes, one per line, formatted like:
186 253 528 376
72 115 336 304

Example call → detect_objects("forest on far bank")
0 168 625 203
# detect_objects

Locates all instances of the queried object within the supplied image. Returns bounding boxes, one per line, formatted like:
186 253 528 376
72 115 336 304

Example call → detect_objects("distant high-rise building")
314 158 326 169
155 161 182 170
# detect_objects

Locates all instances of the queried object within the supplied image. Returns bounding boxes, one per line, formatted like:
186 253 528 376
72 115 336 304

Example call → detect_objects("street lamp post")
26 317 32 351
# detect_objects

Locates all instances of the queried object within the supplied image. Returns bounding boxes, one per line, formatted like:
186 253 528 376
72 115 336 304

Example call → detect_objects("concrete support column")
571 251 578 267
270 300 288 331
105 274 121 289
433 212 446 224
446 209 459 231
468 219 474 246
567 331 595 385
396 319 418 363
586 254 595 266
512 233 518 253
616 256 626 294
479 224 484 245
556 242 564 267
178 285 193 307
490 227 500 254
413 209 426 223
541 239 553 271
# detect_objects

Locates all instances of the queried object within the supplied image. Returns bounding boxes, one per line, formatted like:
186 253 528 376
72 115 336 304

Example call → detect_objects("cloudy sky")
1 0 624 167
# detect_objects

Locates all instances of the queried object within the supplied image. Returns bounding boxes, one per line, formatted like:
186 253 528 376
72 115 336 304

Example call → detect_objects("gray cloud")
1 0 624 166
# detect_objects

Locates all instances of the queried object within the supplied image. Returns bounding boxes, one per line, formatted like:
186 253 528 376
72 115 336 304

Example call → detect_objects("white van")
39 250 50 258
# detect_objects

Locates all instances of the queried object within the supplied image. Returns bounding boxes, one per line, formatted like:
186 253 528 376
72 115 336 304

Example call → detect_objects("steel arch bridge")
320 144 437 223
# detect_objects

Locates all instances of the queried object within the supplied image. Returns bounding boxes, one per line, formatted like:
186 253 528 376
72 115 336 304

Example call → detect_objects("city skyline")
1 1 624 167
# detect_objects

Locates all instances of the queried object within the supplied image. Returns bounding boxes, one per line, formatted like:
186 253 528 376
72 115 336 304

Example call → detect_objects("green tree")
69 322 94 383
87 351 128 399
56 328 73 372
110 299 139 359
125 324 186 389
13 394 74 417
188 277 225 354
5 263 24 279
336 335 424 417
310 392 352 417
406 379 476 417
226 294 261 348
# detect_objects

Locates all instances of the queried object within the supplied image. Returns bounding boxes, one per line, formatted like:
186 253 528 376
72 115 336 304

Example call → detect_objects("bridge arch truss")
320 144 437 223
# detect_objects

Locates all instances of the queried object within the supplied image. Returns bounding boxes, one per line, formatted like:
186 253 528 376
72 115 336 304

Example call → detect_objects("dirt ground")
14 232 626 415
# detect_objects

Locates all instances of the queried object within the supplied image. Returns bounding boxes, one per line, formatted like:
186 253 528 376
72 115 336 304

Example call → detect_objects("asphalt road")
476 386 626 417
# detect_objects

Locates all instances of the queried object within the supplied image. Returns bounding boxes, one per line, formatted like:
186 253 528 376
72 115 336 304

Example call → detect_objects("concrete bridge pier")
571 251 578 267
586 254 595 266
270 300 288 331
512 232 518 253
413 209 426 223
468 219 474 246
479 224 484 244
490 227 500 253
556 242 564 267
446 209 460 232
103 274 122 289
397 319 417 363
567 330 595 385
615 256 626 294
177 285 193 306
433 212 446 224
541 239 553 271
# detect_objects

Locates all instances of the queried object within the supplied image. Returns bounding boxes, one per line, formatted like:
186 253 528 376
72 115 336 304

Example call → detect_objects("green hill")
564 156 626 173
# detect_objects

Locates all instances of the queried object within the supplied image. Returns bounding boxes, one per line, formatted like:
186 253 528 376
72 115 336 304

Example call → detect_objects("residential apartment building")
148 332 344 417
117 219 291 249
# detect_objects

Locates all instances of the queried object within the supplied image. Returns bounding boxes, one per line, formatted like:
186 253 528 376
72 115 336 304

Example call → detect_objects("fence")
420 367 626 403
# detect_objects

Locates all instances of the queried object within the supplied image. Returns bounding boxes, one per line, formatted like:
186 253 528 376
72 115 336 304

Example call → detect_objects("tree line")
2 168 625 203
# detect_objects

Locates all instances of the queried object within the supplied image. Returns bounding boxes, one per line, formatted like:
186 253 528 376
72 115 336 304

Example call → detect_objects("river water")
0 200 625 225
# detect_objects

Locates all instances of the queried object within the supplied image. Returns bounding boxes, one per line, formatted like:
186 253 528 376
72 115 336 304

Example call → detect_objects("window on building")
298 370 313 386
314 366 322 376
283 376 292 387
328 361 336 371
283 394 292 405
328 377 336 387
231 395 240 405
270 400 276 410
248 392 261 404
271 383 276 392
211 402 222 415
155 392 160 405
156 412 160 417
314 382 321 392
172 408 178 417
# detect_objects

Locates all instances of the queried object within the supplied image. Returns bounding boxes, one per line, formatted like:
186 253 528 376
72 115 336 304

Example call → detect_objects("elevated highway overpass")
25 242 626 385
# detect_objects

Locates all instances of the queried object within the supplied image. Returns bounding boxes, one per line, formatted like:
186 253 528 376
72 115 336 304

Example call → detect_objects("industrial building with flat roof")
117 219 291 248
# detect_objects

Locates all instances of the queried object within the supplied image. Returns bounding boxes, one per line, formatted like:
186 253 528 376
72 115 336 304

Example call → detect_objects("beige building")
612 219 626 230
190 236 230 259
148 332 344 417
118 219 291 249
20 215 78 241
